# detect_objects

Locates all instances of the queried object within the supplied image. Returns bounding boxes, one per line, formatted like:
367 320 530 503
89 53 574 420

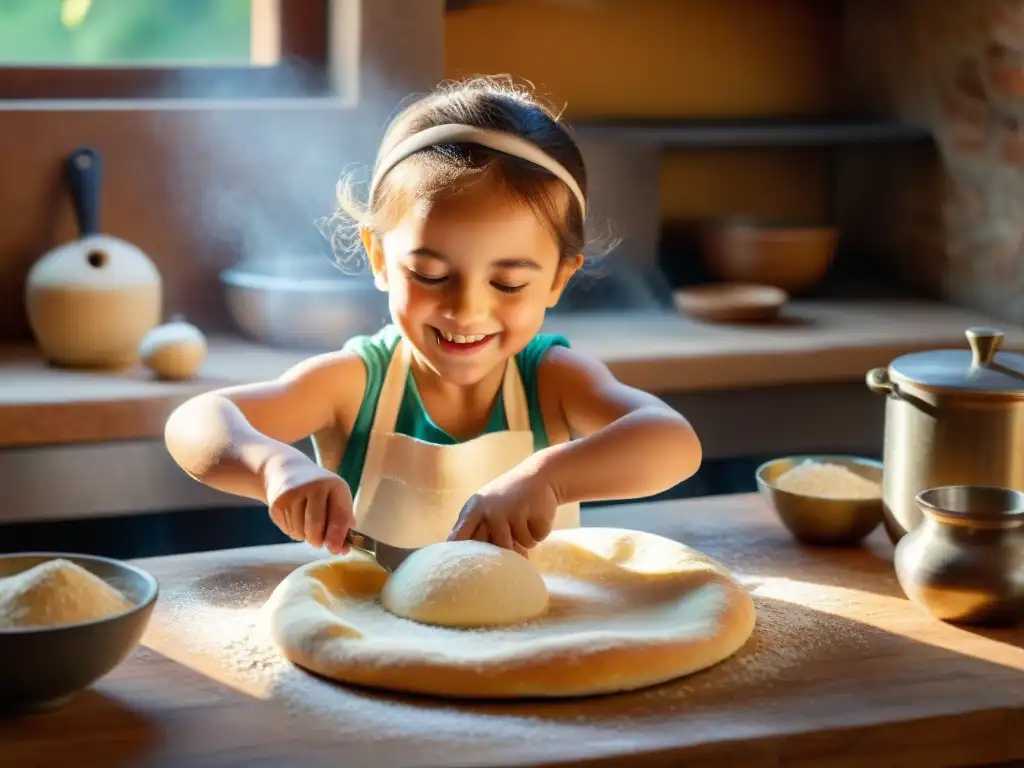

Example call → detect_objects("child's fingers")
268 504 290 537
471 520 490 543
510 514 537 549
324 483 355 555
488 519 516 551
527 514 554 545
303 488 330 549
276 501 304 541
448 502 483 541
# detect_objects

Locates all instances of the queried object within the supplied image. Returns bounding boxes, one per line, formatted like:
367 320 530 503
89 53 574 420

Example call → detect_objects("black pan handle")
65 147 103 237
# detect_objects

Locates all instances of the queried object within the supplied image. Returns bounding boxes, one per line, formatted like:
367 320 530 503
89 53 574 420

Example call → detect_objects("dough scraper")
344 529 418 572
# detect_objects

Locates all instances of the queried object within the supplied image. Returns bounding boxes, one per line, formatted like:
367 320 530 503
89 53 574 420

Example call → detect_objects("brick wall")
844 0 1024 322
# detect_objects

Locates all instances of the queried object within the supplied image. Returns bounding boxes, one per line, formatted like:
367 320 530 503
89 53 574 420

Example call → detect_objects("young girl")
165 76 702 557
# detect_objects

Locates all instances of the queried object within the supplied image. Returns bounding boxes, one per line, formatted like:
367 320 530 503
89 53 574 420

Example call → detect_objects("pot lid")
889 327 1024 396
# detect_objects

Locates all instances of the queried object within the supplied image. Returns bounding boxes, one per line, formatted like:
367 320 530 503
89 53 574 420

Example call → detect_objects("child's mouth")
432 327 496 354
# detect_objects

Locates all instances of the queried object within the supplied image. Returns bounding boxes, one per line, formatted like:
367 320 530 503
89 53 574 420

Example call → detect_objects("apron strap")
501 356 531 433
355 338 412 516
371 339 412 435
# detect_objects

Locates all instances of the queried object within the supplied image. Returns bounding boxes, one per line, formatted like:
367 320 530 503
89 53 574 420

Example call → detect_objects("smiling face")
364 180 581 387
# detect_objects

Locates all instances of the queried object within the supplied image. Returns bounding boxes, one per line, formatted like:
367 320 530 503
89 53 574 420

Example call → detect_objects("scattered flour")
0 558 131 629
153 577 670 763
774 460 881 500
147 566 870 765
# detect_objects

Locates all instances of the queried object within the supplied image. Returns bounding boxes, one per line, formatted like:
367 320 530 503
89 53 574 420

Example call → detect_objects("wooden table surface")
4 299 1024 448
2 493 1024 768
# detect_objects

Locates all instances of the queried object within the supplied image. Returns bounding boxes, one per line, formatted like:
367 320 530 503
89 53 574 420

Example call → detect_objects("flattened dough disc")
265 527 756 699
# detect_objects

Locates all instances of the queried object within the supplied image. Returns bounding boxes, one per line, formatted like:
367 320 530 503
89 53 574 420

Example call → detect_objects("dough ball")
380 541 549 628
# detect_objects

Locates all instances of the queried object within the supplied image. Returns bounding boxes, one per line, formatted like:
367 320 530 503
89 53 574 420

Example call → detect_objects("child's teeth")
441 330 486 344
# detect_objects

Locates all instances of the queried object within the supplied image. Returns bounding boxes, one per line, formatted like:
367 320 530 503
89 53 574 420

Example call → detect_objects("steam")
149 59 393 280
148 57 671 325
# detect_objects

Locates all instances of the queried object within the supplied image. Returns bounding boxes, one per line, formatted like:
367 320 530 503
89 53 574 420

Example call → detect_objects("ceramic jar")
25 146 162 369
26 237 162 369
894 485 1024 625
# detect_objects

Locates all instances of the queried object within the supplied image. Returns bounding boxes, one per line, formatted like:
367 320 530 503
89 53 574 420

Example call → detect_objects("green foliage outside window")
0 0 253 66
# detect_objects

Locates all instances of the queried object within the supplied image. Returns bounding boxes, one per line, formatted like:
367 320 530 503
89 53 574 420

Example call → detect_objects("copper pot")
865 327 1024 544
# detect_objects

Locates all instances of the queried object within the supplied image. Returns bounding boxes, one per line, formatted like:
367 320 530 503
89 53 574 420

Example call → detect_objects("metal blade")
344 529 417 573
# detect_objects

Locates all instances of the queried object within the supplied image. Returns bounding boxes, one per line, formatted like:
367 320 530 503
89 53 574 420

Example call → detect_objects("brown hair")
320 76 604 273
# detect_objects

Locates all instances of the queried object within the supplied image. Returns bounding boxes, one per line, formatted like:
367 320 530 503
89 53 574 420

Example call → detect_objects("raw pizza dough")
380 540 549 628
266 527 756 699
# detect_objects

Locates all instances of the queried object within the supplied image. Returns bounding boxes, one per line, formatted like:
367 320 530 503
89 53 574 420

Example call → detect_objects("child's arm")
529 346 701 505
164 351 366 503
448 346 701 549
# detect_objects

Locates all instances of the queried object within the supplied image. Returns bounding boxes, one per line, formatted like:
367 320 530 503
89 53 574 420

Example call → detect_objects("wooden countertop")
2 493 1022 767
3 298 1024 449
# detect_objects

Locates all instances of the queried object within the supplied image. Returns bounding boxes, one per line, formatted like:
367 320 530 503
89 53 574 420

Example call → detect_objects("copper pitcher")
894 485 1024 625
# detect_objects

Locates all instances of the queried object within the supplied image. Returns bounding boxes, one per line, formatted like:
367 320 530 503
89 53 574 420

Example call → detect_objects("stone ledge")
2 299 1021 449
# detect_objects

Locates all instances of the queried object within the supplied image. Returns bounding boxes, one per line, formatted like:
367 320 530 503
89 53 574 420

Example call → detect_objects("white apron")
352 339 581 548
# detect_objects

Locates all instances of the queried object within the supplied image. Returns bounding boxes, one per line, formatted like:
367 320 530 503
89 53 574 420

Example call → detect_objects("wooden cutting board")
2 493 1024 767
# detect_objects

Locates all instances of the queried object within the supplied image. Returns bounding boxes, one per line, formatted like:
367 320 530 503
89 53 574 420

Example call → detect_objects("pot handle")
65 147 102 238
866 367 895 395
966 326 1003 367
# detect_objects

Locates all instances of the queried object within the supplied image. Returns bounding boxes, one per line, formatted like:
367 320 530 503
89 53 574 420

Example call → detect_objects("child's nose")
445 284 490 324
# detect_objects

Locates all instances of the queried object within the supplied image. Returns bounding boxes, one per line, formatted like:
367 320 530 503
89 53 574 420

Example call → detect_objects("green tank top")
335 325 570 497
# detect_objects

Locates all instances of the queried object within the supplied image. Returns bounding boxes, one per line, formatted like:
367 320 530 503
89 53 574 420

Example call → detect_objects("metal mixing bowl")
220 256 390 350
755 455 884 546
0 553 159 713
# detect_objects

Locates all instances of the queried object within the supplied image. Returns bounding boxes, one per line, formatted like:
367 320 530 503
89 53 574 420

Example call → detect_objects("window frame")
0 0 333 100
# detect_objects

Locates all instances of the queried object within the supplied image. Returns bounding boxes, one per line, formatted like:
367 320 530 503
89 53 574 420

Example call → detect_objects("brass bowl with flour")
756 455 884 546
0 553 159 713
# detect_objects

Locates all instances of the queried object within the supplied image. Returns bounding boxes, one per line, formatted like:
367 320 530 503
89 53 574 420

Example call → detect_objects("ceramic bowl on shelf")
672 283 789 323
700 218 838 295
755 455 884 546
0 553 159 713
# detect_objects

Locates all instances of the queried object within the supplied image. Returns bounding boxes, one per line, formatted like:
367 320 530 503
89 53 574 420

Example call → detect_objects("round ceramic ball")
139 317 207 380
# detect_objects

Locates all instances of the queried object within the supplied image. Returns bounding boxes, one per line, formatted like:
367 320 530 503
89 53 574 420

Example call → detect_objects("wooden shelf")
571 117 933 148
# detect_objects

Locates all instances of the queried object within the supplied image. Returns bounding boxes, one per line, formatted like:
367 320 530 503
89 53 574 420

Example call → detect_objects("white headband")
369 123 587 218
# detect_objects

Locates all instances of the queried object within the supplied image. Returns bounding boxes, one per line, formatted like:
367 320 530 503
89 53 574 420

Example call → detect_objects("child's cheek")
499 294 543 331
399 281 437 313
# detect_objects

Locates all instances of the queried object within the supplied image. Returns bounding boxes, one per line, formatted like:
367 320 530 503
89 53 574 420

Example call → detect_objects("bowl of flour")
0 553 159 712
755 455 884 546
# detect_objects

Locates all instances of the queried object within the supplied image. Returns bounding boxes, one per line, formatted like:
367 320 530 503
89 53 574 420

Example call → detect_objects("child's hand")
447 467 558 556
261 450 355 555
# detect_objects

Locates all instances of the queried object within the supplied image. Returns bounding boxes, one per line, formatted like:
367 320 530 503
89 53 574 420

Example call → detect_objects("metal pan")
220 255 388 350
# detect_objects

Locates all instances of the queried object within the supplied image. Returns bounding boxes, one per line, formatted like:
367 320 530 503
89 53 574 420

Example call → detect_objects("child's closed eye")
491 282 526 294
407 269 447 286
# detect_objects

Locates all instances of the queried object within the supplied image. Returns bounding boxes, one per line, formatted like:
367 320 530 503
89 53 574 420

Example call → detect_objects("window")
0 0 331 99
